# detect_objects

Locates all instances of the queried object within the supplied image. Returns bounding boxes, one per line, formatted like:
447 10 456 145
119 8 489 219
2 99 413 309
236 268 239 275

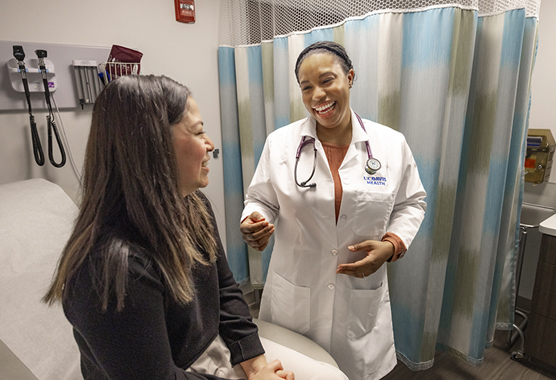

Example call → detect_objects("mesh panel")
478 0 540 16
218 0 541 46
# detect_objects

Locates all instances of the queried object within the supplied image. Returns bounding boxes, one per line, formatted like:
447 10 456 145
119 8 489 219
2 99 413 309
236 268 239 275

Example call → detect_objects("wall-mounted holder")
7 58 57 93
72 60 103 107
98 61 141 84
525 129 555 185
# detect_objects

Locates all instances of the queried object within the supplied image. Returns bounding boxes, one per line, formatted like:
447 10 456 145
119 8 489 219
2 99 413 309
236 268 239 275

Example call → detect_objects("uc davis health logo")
363 176 387 186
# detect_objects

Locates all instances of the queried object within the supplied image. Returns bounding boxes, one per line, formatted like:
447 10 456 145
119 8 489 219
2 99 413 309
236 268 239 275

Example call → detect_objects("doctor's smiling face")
298 52 354 139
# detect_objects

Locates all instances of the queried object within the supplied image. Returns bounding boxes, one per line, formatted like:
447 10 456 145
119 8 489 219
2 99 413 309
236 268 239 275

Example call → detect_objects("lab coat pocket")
270 273 311 334
347 283 383 341
352 190 394 237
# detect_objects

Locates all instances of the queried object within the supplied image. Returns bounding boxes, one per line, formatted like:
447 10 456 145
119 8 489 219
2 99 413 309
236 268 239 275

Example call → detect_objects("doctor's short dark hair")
294 41 355 84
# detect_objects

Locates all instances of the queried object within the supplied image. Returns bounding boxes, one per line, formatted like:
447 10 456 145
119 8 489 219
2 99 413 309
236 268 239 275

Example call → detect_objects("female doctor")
240 41 427 380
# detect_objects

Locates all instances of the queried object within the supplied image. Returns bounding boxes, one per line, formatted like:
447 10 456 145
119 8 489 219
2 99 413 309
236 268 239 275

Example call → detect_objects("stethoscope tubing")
295 113 380 188
294 136 317 188
354 113 373 159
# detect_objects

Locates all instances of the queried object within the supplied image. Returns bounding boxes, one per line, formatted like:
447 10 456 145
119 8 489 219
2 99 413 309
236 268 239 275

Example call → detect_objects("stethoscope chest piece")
365 157 381 175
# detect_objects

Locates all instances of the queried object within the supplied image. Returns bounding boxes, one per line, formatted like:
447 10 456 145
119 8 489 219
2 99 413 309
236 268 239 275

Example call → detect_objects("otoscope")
13 45 45 166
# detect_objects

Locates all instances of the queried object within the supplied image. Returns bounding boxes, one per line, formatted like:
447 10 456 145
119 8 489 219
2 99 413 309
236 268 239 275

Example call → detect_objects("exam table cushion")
0 179 81 380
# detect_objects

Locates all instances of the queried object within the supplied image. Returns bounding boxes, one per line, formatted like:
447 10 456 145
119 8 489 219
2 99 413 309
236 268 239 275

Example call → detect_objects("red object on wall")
175 0 195 23
525 158 536 169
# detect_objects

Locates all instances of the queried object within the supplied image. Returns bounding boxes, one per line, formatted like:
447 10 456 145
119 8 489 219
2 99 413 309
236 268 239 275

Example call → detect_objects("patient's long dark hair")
44 75 217 311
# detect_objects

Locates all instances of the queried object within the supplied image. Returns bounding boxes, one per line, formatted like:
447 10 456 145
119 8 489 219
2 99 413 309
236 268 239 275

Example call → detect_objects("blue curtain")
218 4 538 368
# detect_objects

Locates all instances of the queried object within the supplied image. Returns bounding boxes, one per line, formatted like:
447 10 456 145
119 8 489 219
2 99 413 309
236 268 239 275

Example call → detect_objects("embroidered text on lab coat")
364 176 387 186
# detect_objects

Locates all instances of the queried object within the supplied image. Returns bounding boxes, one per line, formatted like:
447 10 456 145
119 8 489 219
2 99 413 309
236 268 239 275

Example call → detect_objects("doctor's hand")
336 240 395 278
240 212 275 251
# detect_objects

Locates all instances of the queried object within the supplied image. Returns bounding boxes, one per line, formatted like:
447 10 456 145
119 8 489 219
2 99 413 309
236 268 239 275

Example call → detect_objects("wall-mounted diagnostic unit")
1 41 111 110
8 45 66 167
2 41 113 169
525 129 555 184
7 47 57 94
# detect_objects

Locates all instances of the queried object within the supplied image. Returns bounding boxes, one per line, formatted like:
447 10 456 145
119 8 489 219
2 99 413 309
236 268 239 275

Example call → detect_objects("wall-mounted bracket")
7 58 57 93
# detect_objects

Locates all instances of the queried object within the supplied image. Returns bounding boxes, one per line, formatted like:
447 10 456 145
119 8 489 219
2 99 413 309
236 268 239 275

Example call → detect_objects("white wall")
522 0 556 210
528 0 556 186
523 1 556 209
518 0 556 301
0 0 227 245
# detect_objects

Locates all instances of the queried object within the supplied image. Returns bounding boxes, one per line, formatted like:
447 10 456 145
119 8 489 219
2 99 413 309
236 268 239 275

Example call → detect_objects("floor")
382 329 556 380
248 294 556 380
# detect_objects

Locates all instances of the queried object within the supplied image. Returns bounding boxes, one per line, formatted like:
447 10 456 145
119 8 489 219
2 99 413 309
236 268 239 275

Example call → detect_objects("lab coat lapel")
341 110 369 168
299 117 317 139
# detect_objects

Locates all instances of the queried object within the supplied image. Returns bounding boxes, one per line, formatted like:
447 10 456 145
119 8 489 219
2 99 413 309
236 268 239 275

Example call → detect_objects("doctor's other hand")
240 211 275 251
336 240 395 278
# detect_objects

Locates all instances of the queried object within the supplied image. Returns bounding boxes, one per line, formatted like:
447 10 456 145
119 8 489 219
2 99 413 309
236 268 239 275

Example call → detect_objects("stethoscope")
12 46 66 167
295 113 381 188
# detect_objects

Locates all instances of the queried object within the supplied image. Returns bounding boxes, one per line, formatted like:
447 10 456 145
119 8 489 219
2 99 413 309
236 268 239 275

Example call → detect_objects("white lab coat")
242 110 427 380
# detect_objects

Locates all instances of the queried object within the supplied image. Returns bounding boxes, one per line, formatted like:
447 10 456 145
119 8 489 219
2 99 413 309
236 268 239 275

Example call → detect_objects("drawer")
540 234 556 265
531 287 556 320
534 261 556 293
526 313 556 367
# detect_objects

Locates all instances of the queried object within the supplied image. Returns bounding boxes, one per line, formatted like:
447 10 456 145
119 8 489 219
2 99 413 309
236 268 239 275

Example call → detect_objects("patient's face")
171 97 214 196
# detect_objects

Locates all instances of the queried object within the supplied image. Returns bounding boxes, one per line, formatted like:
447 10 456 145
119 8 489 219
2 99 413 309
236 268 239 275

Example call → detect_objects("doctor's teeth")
315 102 335 112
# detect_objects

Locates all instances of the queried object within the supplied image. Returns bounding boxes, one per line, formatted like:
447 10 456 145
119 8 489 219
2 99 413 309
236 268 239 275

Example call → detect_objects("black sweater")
63 195 264 379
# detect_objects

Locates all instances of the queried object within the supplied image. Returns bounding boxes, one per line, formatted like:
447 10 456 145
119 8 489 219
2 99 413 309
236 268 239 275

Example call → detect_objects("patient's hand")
253 359 294 380
240 355 294 380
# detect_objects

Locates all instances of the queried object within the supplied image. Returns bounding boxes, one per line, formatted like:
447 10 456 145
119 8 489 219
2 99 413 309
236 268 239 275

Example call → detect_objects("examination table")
0 179 337 380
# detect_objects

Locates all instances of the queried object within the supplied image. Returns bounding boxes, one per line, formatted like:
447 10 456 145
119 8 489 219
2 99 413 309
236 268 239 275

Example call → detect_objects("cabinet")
526 233 556 370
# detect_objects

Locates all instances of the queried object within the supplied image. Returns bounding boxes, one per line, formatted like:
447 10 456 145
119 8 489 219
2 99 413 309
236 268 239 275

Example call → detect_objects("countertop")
540 213 556 236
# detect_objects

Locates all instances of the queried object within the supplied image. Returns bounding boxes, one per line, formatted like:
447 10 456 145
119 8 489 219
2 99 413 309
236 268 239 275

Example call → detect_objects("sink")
520 202 556 228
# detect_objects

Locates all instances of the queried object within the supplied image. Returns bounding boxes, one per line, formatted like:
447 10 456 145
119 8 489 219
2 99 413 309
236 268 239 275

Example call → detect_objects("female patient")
43 75 346 380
